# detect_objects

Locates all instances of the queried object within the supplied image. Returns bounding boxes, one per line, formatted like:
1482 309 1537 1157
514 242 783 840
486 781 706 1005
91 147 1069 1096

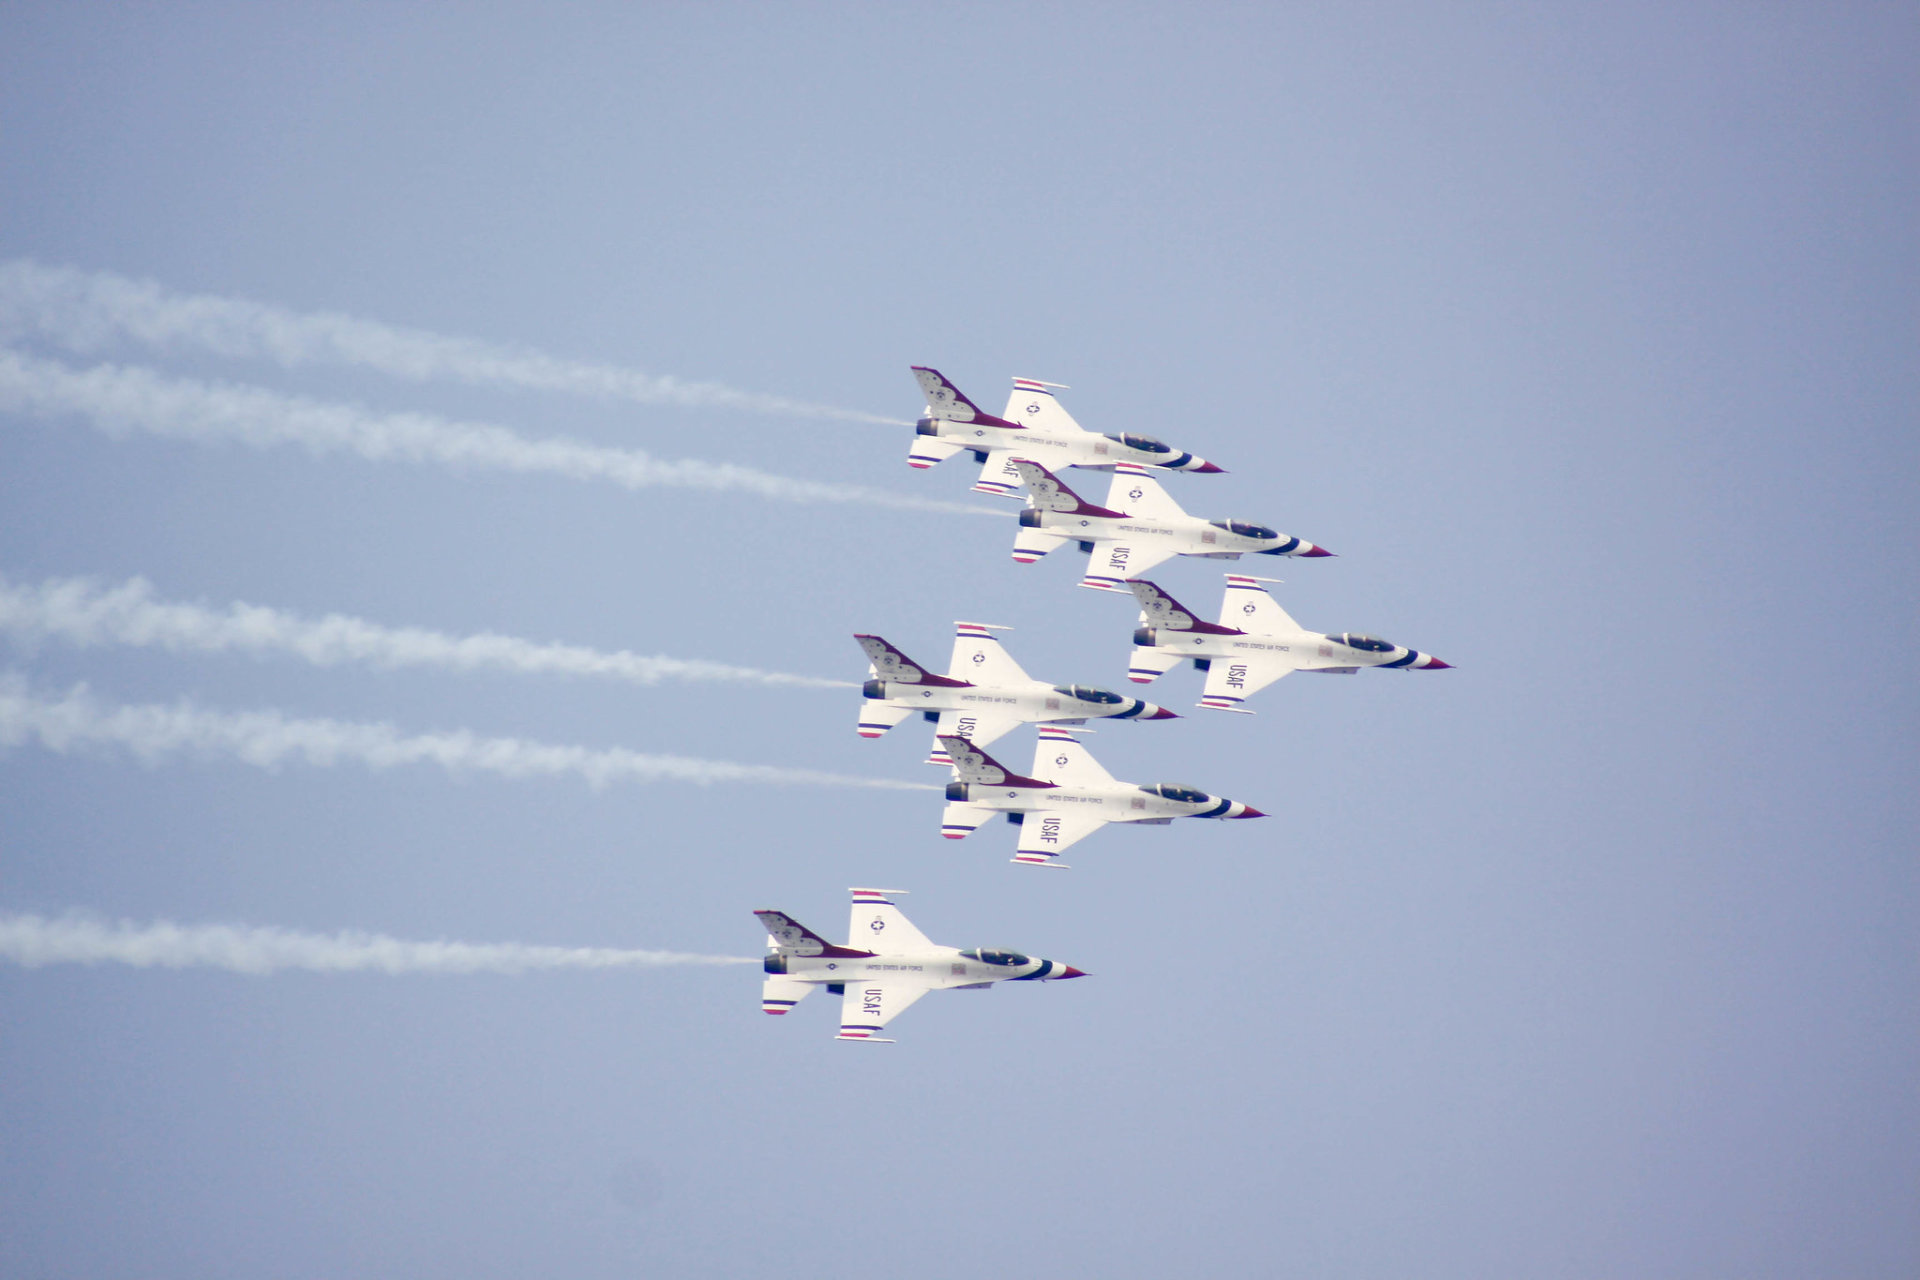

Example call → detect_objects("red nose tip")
1300 546 1335 558
1422 657 1453 669
1191 461 1226 474
1056 966 1088 979
1230 806 1267 819
1145 706 1181 719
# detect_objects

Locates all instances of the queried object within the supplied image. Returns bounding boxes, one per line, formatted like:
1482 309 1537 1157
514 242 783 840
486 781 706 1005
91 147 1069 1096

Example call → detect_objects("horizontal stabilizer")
762 975 814 1015
907 436 966 470
857 701 915 739
940 799 996 839
1126 645 1183 684
1013 525 1071 564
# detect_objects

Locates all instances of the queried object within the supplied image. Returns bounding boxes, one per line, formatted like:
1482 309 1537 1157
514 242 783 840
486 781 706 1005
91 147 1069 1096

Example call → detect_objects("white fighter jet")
938 726 1264 867
756 888 1085 1042
908 367 1223 496
855 621 1178 764
1126 574 1452 712
1007 459 1332 591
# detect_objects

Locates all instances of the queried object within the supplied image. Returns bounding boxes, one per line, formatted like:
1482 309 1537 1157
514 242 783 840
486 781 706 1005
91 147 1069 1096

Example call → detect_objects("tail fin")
1127 580 1243 636
938 736 1054 789
753 910 875 959
912 367 1019 428
1007 459 1124 517
855 635 970 688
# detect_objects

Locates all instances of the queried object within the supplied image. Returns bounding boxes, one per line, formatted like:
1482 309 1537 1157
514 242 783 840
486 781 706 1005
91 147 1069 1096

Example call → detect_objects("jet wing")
1199 656 1298 712
1219 575 1302 633
1031 726 1117 786
947 622 1031 686
1001 379 1084 435
836 981 930 1042
928 708 1028 761
1081 541 1179 592
1104 465 1187 521
1013 808 1109 867
848 888 936 952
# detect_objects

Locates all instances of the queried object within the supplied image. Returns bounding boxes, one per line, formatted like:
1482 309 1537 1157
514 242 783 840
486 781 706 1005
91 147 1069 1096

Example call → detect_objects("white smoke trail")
0 674 936 792
0 349 999 518
0 573 854 690
0 912 754 974
0 258 903 425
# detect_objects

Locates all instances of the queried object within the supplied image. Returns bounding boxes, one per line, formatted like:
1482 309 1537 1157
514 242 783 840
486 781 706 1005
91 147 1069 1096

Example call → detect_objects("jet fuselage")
942 777 1256 826
863 678 1168 731
763 946 1077 989
1020 507 1322 577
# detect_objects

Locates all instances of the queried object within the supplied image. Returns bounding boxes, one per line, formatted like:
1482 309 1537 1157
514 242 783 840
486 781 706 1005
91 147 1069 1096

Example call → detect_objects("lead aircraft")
1008 459 1332 590
756 888 1085 1042
855 621 1177 764
908 367 1222 496
938 726 1263 867
1125 575 1452 712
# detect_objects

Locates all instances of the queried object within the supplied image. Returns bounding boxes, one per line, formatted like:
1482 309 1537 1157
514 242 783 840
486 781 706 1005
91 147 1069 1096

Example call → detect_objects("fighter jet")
756 887 1085 1042
938 726 1263 867
1007 459 1332 591
1126 574 1452 712
908 367 1222 496
856 621 1178 764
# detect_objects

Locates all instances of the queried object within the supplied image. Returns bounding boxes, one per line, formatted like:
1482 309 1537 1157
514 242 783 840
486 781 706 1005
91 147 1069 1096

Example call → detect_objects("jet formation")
760 368 1449 1039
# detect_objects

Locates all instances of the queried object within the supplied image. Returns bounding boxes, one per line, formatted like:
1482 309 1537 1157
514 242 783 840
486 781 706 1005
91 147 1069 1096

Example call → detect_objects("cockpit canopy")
1103 432 1172 454
1338 633 1396 653
1139 782 1211 804
1209 519 1278 540
1053 684 1126 705
959 948 1031 967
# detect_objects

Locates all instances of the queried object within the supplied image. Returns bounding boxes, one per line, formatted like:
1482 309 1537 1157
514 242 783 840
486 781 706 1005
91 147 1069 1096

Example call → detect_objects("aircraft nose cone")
1299 545 1335 558
1144 704 1180 720
1191 460 1225 474
1228 805 1266 819
1421 656 1453 669
1056 966 1088 979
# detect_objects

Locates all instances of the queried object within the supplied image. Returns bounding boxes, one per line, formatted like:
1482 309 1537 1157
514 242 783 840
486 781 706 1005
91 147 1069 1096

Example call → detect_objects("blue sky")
2 4 1915 1277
